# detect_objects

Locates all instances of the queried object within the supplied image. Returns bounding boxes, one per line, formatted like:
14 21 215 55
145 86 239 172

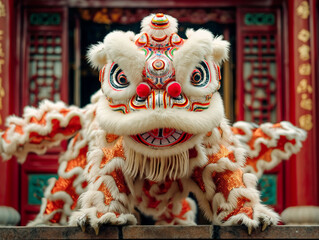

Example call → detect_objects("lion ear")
86 42 108 70
211 36 230 65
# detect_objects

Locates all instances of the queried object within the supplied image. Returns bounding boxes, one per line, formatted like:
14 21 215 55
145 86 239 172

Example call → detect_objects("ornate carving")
296 1 310 19
0 1 6 18
243 33 277 123
299 114 313 131
298 44 310 61
244 13 275 26
297 79 313 94
298 63 311 75
29 13 61 26
300 94 312 111
298 29 310 42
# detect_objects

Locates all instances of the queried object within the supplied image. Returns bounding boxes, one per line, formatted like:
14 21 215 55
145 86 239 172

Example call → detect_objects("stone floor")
0 225 318 239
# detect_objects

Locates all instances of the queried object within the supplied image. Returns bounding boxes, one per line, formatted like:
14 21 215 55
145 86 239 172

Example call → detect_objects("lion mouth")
130 128 193 148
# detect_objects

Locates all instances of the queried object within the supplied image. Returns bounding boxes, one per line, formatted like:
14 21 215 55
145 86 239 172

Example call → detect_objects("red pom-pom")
136 83 151 98
167 82 182 98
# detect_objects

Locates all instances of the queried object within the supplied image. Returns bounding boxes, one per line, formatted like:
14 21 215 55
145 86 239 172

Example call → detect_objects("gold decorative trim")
298 29 310 42
300 94 312 111
0 1 5 18
297 79 313 94
299 114 313 131
298 63 311 75
297 1 310 19
298 44 310 61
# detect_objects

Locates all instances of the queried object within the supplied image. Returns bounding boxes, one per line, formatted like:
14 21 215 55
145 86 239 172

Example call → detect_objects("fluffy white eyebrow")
87 30 146 85
173 29 214 85
173 29 229 84
104 31 146 85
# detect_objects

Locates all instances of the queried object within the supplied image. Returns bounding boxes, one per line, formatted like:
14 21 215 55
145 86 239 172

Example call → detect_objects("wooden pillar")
0 0 19 211
282 0 319 224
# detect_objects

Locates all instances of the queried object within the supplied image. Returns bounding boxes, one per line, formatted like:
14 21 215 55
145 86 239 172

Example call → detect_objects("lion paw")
243 209 279 235
69 209 137 235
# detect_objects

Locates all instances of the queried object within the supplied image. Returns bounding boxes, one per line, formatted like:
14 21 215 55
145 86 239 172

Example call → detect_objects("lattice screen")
237 10 281 124
237 9 283 213
243 33 277 123
28 33 62 106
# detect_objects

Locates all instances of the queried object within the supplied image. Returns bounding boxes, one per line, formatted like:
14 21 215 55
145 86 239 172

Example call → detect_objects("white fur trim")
211 35 230 65
0 100 84 162
233 121 307 178
174 29 219 96
98 31 145 101
86 42 108 70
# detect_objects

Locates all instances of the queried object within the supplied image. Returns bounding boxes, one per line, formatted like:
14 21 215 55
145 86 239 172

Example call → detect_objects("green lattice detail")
28 174 58 205
244 13 275 26
258 174 277 205
30 13 61 26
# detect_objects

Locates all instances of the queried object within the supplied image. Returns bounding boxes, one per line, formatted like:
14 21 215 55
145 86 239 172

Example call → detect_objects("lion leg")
69 139 136 235
211 169 279 234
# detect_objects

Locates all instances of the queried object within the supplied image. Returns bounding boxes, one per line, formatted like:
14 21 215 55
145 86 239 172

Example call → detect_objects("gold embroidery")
213 169 245 200
98 183 114 205
110 169 130 194
65 146 88 172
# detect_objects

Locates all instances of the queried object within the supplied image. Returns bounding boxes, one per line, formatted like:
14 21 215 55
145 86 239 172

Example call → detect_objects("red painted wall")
0 0 20 210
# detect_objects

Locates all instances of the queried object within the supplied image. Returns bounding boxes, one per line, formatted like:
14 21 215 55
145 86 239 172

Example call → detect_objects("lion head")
88 13 230 180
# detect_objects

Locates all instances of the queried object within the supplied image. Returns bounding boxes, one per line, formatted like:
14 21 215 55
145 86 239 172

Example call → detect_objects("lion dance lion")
0 13 306 235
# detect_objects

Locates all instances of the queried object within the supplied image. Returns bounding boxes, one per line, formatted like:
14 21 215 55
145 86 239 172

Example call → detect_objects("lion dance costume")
0 14 306 234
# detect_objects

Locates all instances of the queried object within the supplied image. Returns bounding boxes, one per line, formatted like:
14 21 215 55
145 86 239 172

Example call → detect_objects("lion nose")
166 82 182 98
136 82 151 98
136 81 182 99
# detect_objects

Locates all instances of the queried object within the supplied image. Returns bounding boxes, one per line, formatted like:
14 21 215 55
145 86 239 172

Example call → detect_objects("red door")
19 7 69 225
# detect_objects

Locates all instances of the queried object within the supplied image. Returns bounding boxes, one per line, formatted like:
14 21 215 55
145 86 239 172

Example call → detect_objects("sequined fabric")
213 169 245 200
98 183 114 205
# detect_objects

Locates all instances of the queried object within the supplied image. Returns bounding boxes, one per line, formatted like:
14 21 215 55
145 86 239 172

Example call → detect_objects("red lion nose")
136 81 182 99
136 82 151 98
166 82 182 98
